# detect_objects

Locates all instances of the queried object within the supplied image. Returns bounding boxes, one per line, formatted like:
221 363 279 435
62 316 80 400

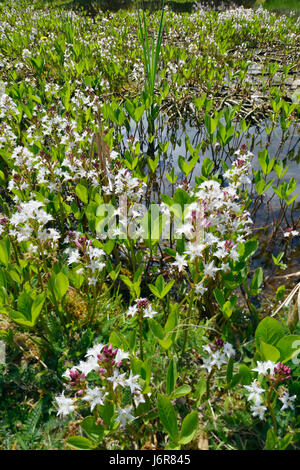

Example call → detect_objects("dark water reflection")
119 114 300 277
64 0 299 13
122 115 300 203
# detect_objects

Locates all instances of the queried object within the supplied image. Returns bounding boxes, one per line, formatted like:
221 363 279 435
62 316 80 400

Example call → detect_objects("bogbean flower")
102 167 146 200
270 362 292 383
107 369 128 390
7 200 58 252
252 360 276 376
194 283 207 295
251 360 292 384
68 369 86 388
202 261 220 279
64 233 106 284
126 298 157 319
244 361 296 421
223 145 253 188
55 343 144 423
279 391 297 411
0 121 17 149
85 343 105 359
76 356 101 376
201 338 235 374
283 228 299 238
172 148 253 290
115 405 136 428
82 386 108 411
250 401 267 421
55 392 75 417
244 380 266 403
0 93 20 120
172 254 188 272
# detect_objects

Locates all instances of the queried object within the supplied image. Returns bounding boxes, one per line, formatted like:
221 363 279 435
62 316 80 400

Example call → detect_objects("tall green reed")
137 0 165 142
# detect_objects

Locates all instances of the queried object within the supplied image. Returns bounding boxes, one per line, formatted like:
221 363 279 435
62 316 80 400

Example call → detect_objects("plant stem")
139 314 144 361
206 368 215 401
181 287 195 356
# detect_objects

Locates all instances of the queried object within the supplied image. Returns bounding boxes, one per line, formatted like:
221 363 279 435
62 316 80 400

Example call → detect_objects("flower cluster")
0 121 17 149
7 200 59 253
244 360 297 421
0 93 20 120
170 148 253 293
244 379 267 420
55 343 144 428
127 298 157 319
63 232 106 285
103 167 146 200
223 145 252 188
252 360 292 384
270 362 292 383
201 339 235 374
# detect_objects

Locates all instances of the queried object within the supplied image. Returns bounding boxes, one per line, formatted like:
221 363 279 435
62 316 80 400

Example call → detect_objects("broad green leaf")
148 318 164 340
201 157 214 177
81 417 104 443
165 443 181 450
120 275 134 290
240 240 258 262
128 329 136 352
166 358 177 395
0 238 11 267
260 340 280 362
255 317 285 349
108 331 128 350
0 170 5 186
131 357 143 376
277 433 294 450
53 272 69 300
161 280 175 298
17 292 32 320
231 364 252 387
179 411 199 445
68 269 84 289
66 436 96 450
99 401 115 428
8 308 34 328
250 267 263 295
103 239 115 255
195 376 206 401
171 385 191 399
155 275 164 294
31 293 45 325
141 357 152 386
214 288 225 308
276 335 300 363
265 429 278 450
222 300 233 319
75 184 89 204
158 336 173 350
148 284 161 299
7 267 21 284
157 394 179 443
164 309 178 334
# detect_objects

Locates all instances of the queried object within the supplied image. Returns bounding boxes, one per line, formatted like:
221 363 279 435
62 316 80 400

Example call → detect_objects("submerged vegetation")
0 0 299 451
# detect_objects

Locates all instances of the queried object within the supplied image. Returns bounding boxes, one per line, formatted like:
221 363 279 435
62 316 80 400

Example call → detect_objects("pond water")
120 113 300 281
63 0 299 281
65 0 300 14
123 115 299 203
